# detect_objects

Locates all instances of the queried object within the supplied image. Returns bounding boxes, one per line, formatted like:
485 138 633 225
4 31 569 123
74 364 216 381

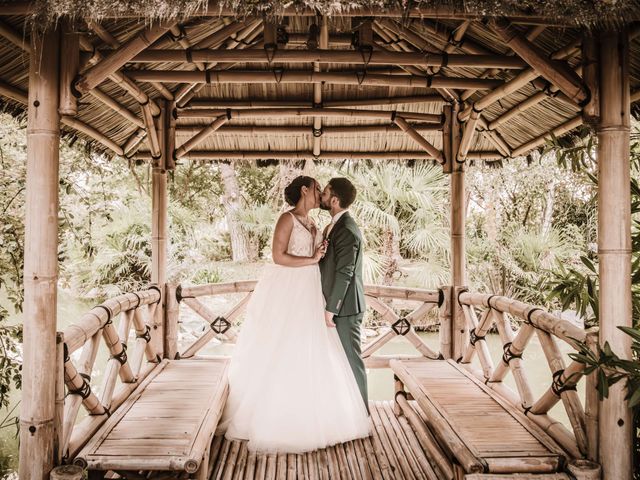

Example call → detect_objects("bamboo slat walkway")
206 401 440 480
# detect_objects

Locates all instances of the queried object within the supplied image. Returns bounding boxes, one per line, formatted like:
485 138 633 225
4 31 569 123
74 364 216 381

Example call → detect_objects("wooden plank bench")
390 359 567 477
74 357 229 479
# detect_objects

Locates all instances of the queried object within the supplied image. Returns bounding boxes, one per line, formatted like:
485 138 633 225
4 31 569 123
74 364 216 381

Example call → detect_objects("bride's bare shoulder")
274 211 294 230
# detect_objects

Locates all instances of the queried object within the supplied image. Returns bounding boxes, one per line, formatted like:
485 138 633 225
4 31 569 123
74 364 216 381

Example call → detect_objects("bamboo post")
19 27 60 480
165 99 177 170
438 286 452 359
54 333 65 465
581 34 599 126
312 16 329 158
597 28 632 480
151 101 169 357
59 22 79 116
50 465 83 480
165 283 179 359
585 331 599 462
567 459 601 480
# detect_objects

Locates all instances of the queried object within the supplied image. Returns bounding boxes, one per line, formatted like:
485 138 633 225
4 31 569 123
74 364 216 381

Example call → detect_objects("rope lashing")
392 317 411 336
447 29 465 49
524 307 543 328
169 25 187 42
210 316 231 335
551 369 577 396
111 343 128 365
502 341 523 365
469 327 486 347
312 127 323 137
136 325 152 343
358 45 373 67
132 292 141 309
67 375 92 400
486 295 497 309
148 284 162 304
276 26 289 45
355 69 367 86
264 43 277 63
272 67 284 84
184 48 193 64
95 304 113 327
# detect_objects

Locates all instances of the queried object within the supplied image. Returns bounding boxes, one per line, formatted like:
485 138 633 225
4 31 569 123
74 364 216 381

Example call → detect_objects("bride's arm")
272 214 325 267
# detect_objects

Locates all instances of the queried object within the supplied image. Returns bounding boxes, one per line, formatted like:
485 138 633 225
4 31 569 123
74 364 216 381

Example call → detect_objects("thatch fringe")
8 0 640 28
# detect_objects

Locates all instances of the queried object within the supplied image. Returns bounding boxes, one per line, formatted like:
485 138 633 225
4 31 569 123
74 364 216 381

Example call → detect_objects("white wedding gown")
218 212 371 453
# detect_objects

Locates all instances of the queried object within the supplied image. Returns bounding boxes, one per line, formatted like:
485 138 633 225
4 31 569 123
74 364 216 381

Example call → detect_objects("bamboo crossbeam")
101 316 135 383
476 115 512 157
176 107 443 123
99 311 131 408
63 356 105 416
180 294 251 358
458 38 581 121
78 35 161 116
123 127 147 157
75 22 174 94
534 330 588 456
0 78 27 104
185 94 444 109
175 114 228 158
362 329 396 358
0 19 31 53
490 18 588 105
511 115 583 157
394 115 444 163
531 360 586 414
132 48 529 69
129 307 157 375
126 69 504 89
176 123 443 135
89 88 145 128
59 116 124 156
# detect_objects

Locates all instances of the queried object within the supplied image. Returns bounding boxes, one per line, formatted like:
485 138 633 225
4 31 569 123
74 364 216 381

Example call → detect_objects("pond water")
0 293 582 479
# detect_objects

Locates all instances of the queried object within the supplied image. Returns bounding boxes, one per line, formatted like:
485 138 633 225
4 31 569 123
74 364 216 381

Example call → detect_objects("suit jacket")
319 211 366 316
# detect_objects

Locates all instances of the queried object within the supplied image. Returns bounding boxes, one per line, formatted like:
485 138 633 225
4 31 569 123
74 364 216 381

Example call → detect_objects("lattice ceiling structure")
0 1 639 167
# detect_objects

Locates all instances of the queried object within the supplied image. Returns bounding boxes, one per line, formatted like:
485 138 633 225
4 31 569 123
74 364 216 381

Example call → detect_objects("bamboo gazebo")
1 1 639 479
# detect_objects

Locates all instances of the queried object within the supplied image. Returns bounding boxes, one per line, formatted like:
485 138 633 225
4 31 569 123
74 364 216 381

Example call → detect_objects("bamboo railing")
56 286 162 461
457 290 596 461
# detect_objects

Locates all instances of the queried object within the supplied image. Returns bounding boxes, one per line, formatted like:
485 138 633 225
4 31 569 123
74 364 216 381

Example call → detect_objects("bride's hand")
313 243 327 262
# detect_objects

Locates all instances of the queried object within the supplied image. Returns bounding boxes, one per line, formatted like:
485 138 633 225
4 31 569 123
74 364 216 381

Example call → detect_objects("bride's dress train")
218 213 371 453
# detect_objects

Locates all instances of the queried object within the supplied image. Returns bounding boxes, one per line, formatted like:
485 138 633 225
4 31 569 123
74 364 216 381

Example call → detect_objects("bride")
218 175 371 453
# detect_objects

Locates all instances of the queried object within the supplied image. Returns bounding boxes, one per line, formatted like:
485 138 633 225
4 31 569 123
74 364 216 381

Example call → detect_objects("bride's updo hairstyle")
284 176 316 206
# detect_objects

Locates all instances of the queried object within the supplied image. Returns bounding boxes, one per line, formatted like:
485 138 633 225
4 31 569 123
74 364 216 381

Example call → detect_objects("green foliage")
0 305 21 412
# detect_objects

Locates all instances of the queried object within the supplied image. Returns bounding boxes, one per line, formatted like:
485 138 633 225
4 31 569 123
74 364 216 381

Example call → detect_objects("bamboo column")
19 27 60 480
151 103 169 357
597 29 632 480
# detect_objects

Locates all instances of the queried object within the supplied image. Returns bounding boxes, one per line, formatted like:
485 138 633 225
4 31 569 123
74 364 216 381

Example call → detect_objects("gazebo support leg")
597 28 632 480
151 103 169 358
19 27 61 480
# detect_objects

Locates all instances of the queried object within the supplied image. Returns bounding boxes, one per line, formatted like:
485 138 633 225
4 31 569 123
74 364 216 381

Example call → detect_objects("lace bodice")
287 212 322 257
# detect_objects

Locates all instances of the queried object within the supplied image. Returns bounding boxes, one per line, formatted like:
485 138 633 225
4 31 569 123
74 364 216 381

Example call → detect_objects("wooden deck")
206 401 440 480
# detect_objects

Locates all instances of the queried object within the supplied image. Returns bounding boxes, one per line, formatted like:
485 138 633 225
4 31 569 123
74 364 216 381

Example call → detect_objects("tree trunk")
219 162 251 262
382 229 402 285
541 177 556 235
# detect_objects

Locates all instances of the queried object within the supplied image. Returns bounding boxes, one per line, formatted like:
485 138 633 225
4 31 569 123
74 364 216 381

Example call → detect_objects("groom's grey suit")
319 211 369 413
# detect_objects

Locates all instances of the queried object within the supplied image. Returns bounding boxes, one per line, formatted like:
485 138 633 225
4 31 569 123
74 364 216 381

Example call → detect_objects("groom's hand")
324 311 336 327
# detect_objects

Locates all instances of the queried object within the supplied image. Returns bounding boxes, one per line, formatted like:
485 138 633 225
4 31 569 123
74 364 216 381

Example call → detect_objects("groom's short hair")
328 178 357 208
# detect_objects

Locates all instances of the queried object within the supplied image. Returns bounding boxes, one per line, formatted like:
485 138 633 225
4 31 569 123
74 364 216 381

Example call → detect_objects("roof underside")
0 2 639 164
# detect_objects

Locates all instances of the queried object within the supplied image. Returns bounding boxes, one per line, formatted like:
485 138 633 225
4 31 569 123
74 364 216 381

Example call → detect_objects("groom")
319 178 368 413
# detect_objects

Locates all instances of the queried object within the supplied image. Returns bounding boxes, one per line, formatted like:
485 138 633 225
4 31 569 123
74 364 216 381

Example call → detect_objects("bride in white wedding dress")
218 176 371 453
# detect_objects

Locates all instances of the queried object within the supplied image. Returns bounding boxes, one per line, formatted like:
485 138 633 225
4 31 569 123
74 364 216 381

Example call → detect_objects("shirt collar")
331 210 348 224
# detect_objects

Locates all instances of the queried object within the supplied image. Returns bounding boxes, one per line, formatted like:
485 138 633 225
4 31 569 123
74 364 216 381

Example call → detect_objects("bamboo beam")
175 114 228 158
79 35 161 116
141 103 161 159
19 27 60 480
458 38 581 121
176 107 442 123
88 88 145 128
75 22 174 94
60 116 124 156
511 115 583 157
123 127 147 157
0 18 31 53
457 109 480 161
135 150 502 161
287 32 352 45
126 69 504 89
489 18 588 105
394 115 444 163
132 48 529 69
175 123 443 135
185 94 444 109
597 28 632 480
476 115 512 157
0 78 27 104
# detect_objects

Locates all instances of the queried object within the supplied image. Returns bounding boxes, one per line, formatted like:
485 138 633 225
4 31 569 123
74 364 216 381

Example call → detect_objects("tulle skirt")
218 264 371 453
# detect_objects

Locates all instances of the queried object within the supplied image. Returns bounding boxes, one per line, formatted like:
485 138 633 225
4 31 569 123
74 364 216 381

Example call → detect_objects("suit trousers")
334 312 369 414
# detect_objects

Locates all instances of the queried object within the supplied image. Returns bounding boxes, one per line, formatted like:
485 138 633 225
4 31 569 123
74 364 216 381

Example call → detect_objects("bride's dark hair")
284 176 316 206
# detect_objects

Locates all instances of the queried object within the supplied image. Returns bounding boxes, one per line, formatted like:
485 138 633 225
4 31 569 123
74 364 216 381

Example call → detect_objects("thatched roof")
0 1 639 165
